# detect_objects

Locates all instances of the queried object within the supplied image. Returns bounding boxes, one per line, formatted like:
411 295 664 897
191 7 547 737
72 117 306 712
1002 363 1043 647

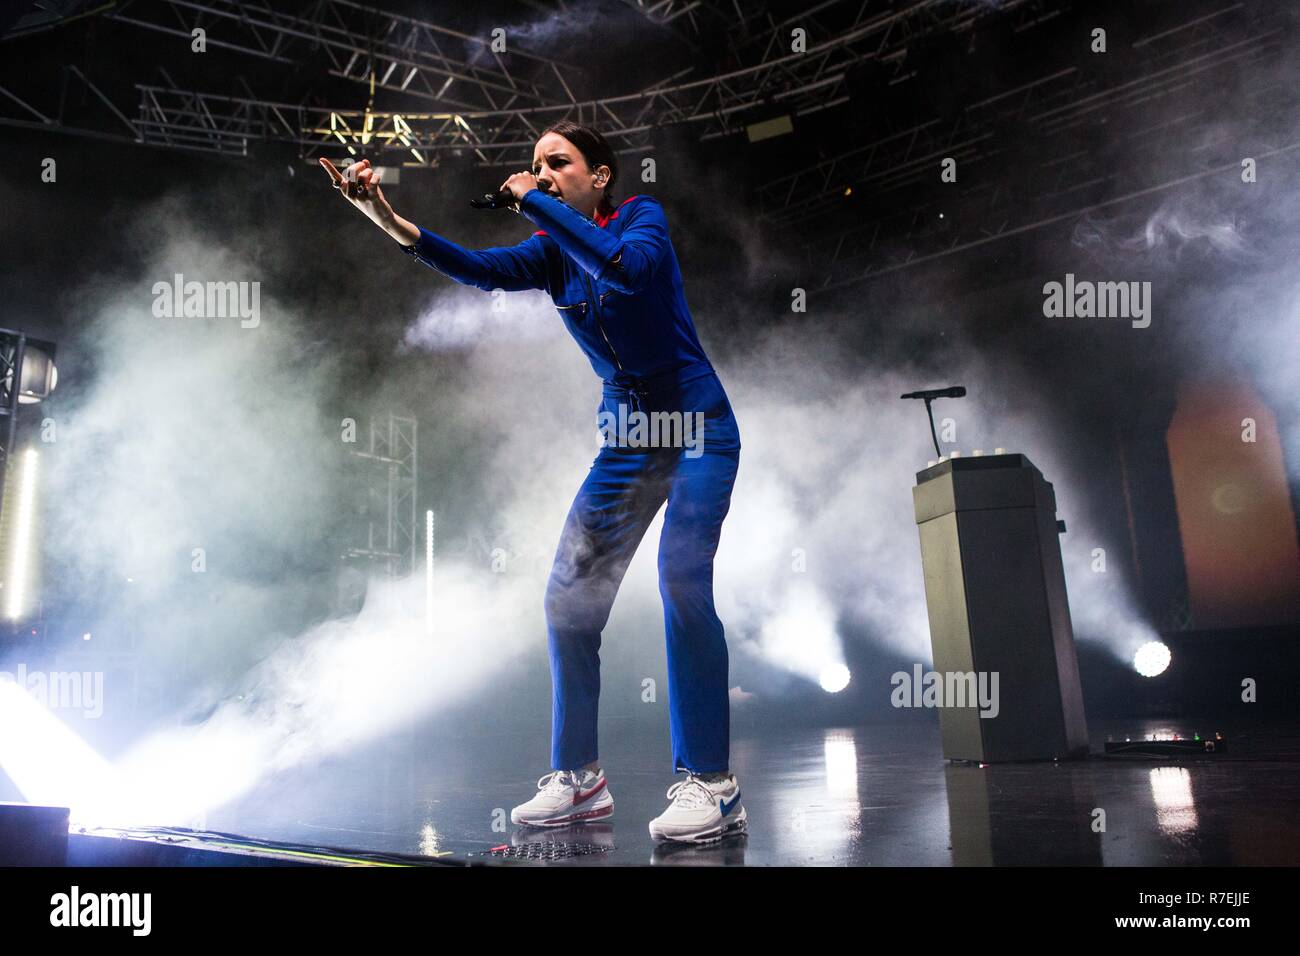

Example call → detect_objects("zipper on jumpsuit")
580 270 622 373
581 270 648 417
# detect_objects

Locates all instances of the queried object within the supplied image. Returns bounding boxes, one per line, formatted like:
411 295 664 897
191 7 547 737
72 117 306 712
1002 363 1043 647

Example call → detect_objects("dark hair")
540 121 619 217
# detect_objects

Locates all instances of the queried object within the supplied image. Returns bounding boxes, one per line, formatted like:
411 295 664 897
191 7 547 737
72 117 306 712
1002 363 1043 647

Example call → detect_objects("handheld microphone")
900 386 966 401
470 190 519 210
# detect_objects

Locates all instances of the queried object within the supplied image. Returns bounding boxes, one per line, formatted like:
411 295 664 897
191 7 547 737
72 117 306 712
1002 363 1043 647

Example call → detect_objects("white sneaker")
510 768 613 827
648 772 747 843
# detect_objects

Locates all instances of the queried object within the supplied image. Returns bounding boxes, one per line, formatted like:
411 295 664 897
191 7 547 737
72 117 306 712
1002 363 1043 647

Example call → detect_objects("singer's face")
532 132 607 217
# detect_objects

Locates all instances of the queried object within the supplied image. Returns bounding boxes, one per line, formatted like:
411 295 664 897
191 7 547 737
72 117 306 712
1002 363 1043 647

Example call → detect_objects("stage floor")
175 714 1300 866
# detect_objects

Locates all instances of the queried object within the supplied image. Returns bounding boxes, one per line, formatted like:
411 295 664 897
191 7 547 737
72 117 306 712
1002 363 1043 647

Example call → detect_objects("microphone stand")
900 388 966 459
921 397 942 459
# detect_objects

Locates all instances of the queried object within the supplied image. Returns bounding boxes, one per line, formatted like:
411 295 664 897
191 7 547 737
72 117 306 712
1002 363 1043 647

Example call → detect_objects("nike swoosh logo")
572 779 606 806
719 791 741 817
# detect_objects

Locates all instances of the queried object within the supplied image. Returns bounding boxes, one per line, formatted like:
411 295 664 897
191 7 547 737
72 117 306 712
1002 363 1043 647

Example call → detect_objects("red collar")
535 195 640 238
595 195 639 227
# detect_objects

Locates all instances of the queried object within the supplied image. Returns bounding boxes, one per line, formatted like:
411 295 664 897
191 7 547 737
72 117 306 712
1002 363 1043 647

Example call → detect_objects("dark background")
0 0 1296 773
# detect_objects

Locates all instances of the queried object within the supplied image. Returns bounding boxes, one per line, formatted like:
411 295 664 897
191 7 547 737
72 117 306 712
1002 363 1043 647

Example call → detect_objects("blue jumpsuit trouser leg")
544 442 740 774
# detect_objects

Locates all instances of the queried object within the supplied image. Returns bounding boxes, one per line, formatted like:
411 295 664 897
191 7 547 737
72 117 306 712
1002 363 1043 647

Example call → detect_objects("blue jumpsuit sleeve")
401 226 548 292
518 191 669 294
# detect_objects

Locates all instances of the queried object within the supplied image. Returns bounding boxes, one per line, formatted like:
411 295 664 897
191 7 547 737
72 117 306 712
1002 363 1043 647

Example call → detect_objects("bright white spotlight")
6 448 39 619
0 678 127 825
759 583 843 682
819 664 851 693
1133 641 1171 677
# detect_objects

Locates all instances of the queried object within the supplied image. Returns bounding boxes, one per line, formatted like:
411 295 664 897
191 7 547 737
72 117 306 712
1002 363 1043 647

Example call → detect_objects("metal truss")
0 329 34 483
717 0 1052 69
0 0 1060 166
105 0 586 113
0 0 105 41
345 413 418 580
616 0 764 44
789 0 1295 290
0 0 1287 283
808 135 1300 294
620 0 720 31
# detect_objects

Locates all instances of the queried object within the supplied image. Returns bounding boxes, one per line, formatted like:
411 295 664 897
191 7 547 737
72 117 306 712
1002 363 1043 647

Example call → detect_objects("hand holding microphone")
473 169 545 212
470 190 522 210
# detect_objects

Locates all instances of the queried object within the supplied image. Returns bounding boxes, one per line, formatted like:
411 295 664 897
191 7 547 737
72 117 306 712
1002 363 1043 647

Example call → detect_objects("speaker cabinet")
913 454 1089 762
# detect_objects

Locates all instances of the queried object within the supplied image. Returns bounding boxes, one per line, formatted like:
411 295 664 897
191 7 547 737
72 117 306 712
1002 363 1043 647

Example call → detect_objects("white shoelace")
537 770 589 793
665 774 723 809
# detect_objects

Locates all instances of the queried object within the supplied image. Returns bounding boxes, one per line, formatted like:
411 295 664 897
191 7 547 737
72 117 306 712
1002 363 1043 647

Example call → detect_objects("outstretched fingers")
319 157 380 201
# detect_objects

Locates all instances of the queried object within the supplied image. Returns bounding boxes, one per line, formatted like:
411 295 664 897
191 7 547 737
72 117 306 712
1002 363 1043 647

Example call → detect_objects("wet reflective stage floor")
195 715 1299 866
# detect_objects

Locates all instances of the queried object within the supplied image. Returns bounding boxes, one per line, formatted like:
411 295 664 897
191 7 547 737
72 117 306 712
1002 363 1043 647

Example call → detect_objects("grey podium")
913 454 1089 762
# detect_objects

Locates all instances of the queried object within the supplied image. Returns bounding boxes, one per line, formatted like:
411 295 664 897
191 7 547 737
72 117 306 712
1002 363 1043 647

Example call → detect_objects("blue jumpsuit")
400 188 741 774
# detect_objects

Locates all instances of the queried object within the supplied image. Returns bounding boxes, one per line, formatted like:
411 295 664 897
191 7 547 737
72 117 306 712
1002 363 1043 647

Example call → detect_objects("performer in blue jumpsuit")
320 121 747 842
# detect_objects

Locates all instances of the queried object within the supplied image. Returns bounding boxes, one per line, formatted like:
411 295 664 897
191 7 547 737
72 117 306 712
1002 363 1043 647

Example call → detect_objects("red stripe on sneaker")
572 778 607 806
561 805 612 824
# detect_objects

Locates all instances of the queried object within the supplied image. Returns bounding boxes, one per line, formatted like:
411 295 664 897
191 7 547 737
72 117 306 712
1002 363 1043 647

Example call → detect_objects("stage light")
425 509 434 638
819 664 851 693
1 336 58 404
1133 640 1172 677
759 584 845 685
745 114 793 143
5 448 38 620
0 678 125 826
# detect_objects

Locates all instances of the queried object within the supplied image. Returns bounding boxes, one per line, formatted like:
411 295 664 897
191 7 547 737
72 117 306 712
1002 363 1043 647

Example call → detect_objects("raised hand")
318 156 419 245
320 156 392 219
